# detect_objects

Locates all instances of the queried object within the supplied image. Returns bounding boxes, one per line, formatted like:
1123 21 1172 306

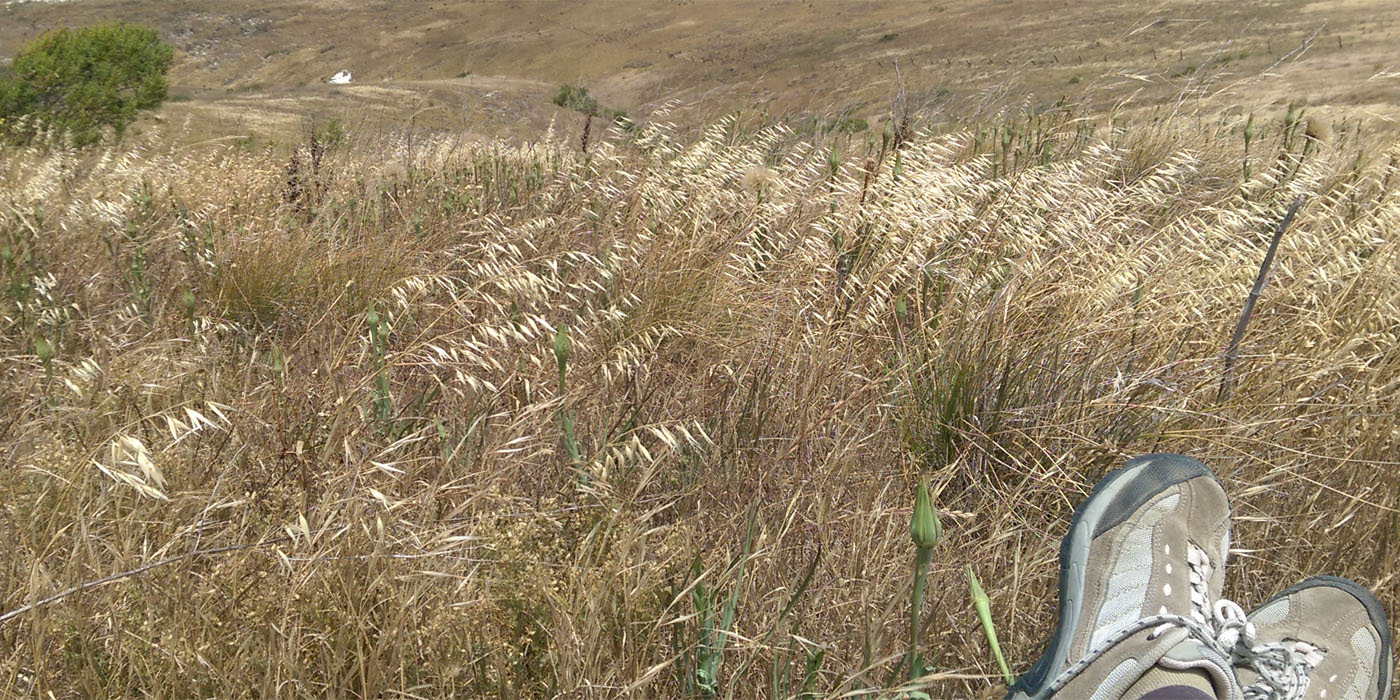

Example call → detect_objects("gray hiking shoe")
1229 576 1394 700
1008 453 1238 700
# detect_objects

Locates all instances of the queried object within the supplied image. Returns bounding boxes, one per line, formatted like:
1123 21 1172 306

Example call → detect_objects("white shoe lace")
1045 543 1325 700
1149 543 1219 639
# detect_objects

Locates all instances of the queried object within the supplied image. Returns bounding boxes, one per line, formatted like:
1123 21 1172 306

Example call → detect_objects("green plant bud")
35 336 54 364
968 565 1013 685
180 289 197 315
366 306 380 331
270 342 284 377
967 564 988 608
553 324 571 378
1243 113 1255 144
895 295 909 322
909 476 941 549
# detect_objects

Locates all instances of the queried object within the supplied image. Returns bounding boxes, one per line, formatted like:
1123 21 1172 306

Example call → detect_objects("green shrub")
552 83 636 130
0 22 173 145
552 83 600 116
314 116 346 147
834 117 868 134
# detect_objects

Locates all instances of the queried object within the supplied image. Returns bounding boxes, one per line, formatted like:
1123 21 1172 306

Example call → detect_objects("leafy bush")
552 83 600 116
834 117 868 134
314 116 346 147
0 22 173 145
552 83 635 130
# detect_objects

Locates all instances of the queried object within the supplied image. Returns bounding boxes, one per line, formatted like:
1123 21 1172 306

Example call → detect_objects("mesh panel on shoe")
1343 627 1378 700
1248 599 1290 629
1091 494 1178 649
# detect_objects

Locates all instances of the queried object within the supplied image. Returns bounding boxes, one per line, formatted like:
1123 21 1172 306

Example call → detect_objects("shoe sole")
1260 575 1395 700
1008 453 1224 699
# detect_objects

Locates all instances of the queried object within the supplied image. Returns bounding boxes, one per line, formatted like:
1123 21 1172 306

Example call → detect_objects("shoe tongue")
1098 633 1241 700
1124 667 1217 699
1151 638 1240 700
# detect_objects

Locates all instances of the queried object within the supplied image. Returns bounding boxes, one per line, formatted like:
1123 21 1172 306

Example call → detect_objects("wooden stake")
1219 196 1304 401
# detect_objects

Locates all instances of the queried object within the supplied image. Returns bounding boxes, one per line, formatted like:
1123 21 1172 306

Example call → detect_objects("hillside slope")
4 0 1400 142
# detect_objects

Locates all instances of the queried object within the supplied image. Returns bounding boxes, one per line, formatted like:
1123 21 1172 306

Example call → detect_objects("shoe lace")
1150 543 1219 638
1214 598 1325 700
1184 543 1325 700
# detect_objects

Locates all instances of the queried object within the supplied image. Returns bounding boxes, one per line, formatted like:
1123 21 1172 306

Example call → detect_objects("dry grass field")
2 2 1400 699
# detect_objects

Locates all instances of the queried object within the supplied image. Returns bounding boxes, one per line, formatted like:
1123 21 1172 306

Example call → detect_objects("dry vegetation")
1 100 1399 699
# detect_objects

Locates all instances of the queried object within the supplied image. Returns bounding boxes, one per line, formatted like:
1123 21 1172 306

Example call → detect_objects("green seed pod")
181 289 197 316
35 336 54 364
1243 113 1255 145
895 295 909 323
365 306 380 330
909 476 942 550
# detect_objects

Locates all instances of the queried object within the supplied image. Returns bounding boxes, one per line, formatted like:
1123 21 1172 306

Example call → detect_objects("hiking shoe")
1008 453 1238 700
1230 576 1394 700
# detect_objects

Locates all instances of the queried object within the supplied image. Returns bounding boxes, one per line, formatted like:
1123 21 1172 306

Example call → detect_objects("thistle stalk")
366 305 393 433
907 476 942 680
553 324 571 390
181 289 197 336
35 335 54 388
907 546 934 680
553 325 583 469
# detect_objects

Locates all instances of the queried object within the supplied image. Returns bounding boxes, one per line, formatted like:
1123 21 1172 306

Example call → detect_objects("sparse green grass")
1171 50 1251 78
1 100 1398 699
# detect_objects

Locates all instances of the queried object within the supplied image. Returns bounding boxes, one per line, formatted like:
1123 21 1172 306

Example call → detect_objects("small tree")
0 22 173 145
